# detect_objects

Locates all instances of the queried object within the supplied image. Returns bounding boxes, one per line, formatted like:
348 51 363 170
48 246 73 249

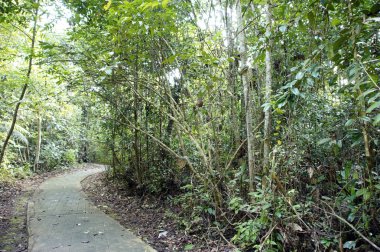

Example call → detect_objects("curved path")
28 165 155 252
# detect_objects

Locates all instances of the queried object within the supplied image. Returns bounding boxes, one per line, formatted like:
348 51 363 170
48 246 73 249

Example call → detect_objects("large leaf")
367 101 380 113
103 0 112 11
317 138 331 145
373 114 380 125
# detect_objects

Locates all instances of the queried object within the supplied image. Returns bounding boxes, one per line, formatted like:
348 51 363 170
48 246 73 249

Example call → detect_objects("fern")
0 123 30 146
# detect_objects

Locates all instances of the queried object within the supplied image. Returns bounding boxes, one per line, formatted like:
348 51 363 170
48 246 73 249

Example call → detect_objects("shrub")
63 149 77 165
40 142 63 170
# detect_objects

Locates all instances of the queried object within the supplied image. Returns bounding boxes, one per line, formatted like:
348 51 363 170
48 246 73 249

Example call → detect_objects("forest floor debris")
81 172 234 252
0 180 28 252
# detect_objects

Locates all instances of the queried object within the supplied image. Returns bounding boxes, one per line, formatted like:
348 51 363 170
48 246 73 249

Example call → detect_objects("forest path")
27 164 155 252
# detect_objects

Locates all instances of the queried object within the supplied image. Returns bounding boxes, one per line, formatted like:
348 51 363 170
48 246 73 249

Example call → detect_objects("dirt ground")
0 180 28 252
81 171 234 252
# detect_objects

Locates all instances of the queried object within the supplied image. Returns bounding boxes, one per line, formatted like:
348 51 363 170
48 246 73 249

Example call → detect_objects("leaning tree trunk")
236 0 255 193
0 0 40 165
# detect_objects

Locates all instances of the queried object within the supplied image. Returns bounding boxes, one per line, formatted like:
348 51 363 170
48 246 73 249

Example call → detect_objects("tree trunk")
80 105 89 162
0 0 40 165
133 49 142 185
347 1 374 182
224 0 240 149
236 0 255 193
263 1 273 179
33 113 42 172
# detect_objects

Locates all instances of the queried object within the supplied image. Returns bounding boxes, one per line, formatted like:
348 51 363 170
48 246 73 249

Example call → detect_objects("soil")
0 180 27 252
81 172 234 252
0 164 94 252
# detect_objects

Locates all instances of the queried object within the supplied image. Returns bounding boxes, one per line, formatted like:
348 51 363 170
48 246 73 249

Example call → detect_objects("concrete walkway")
28 165 155 252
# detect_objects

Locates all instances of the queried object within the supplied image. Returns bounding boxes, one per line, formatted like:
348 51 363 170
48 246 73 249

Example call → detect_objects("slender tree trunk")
145 101 149 171
80 105 89 162
111 119 116 177
0 0 39 165
347 1 374 181
34 113 42 172
236 0 255 193
133 49 142 185
263 1 273 178
223 1 240 149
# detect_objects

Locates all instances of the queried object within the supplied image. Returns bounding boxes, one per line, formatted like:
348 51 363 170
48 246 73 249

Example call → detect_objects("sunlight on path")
27 164 155 252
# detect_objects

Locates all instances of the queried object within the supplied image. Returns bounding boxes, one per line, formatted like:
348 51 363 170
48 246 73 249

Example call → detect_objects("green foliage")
0 166 13 182
171 183 218 232
40 143 63 170
0 163 32 180
1 0 379 250
229 186 293 250
335 163 380 234
10 163 32 179
63 149 77 165
184 243 194 251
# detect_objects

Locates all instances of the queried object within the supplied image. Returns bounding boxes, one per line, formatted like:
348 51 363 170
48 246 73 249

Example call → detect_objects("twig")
321 201 380 251
223 120 264 172
258 224 278 251
359 60 380 90
0 23 32 40
217 226 238 250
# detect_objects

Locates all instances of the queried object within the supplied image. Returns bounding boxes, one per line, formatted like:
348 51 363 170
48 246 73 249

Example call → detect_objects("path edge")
26 166 156 252
27 188 38 252
79 169 157 252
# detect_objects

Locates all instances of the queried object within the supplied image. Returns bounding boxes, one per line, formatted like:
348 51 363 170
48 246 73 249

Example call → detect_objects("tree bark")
347 0 374 181
263 1 273 179
236 0 255 193
33 113 42 172
133 49 142 185
223 0 240 149
0 0 40 165
80 105 89 162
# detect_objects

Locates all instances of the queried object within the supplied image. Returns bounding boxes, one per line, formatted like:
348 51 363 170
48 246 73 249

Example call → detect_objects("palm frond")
11 130 29 145
0 122 30 146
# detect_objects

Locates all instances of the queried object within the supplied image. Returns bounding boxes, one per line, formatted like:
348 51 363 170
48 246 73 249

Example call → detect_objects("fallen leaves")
158 230 168 238
81 172 234 251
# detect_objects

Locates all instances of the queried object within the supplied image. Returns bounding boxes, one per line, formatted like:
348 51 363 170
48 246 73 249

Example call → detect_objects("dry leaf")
308 167 314 179
288 223 303 232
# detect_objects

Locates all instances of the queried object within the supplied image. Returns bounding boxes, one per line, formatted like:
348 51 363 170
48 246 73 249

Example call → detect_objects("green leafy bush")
11 163 32 179
63 149 77 165
40 142 63 170
0 166 13 181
